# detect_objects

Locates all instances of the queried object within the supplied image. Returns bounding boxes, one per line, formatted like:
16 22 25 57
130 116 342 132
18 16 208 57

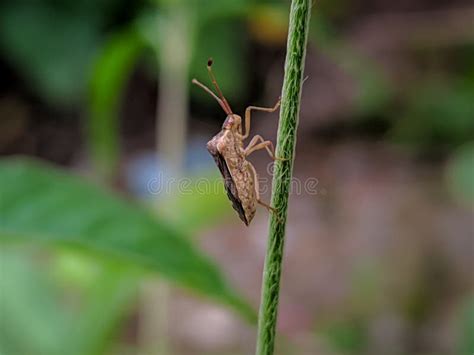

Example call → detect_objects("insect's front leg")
242 98 281 139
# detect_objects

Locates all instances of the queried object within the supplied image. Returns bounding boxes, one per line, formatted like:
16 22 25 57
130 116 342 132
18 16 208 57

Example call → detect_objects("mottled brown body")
207 116 256 225
193 59 281 226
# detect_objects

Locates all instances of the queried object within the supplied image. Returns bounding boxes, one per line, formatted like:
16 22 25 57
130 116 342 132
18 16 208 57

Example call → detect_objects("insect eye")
222 115 235 129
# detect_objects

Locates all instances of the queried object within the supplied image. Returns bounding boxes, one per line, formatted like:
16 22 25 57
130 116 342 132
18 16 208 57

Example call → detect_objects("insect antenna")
192 79 232 115
206 58 233 114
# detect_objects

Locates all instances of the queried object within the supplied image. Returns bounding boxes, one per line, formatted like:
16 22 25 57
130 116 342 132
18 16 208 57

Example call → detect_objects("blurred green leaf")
67 258 138 355
446 142 474 206
458 299 474 355
392 81 474 149
53 249 105 288
352 63 391 115
0 2 100 105
137 0 251 103
0 158 256 321
162 0 250 23
0 247 139 355
88 29 145 178
187 1 252 104
0 248 69 355
190 18 247 104
310 16 392 117
156 172 234 233
319 319 368 354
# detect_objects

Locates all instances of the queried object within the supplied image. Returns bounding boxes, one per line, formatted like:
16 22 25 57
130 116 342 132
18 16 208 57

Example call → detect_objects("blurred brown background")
0 0 473 354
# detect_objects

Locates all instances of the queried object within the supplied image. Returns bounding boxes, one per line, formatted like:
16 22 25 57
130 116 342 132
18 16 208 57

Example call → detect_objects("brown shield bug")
192 59 282 226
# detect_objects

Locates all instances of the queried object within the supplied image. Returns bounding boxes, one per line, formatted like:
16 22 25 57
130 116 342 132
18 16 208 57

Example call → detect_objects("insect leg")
242 98 281 139
245 135 276 159
245 135 286 161
248 162 276 213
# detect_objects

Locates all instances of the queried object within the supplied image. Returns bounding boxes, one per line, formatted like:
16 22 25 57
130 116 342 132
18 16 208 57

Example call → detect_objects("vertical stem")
256 1 311 354
156 10 192 175
139 8 192 355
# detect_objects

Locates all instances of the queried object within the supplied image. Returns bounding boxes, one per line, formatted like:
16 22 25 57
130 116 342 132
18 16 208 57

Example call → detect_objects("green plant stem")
256 1 311 354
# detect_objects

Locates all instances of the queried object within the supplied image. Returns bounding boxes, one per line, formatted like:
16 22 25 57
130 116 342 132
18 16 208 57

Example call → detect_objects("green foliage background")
0 0 473 354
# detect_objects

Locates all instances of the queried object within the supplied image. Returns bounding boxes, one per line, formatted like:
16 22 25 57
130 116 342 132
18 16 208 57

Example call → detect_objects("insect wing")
207 144 249 225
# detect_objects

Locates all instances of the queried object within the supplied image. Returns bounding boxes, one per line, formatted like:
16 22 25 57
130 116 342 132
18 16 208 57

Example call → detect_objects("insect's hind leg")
247 162 276 213
242 98 281 139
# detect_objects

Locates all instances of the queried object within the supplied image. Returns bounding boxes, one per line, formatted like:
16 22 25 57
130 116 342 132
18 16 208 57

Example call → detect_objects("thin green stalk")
256 1 311 354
